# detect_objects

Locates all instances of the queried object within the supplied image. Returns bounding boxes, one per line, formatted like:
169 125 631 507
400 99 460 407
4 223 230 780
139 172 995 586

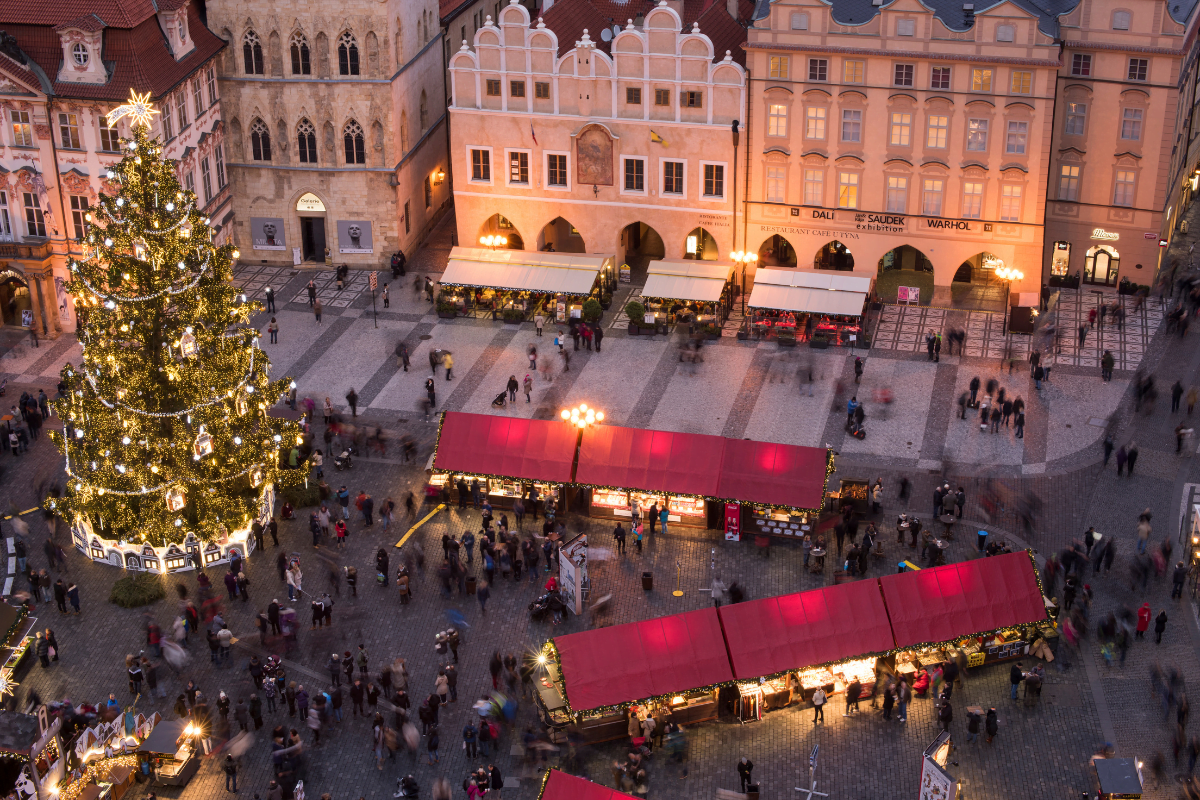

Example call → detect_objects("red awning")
432 412 578 483
717 579 895 679
879 551 1048 649
575 425 724 496
717 440 829 510
539 770 638 800
554 608 733 711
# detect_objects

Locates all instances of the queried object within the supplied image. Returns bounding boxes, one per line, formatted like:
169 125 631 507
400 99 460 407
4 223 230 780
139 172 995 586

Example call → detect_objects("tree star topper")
107 90 159 128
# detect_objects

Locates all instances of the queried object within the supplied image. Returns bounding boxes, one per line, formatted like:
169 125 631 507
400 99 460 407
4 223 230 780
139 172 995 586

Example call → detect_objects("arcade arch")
538 217 586 253
478 214 524 249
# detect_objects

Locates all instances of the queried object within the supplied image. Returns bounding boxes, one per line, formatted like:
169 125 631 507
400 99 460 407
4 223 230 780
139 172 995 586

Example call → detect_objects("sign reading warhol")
250 217 287 250
337 220 374 254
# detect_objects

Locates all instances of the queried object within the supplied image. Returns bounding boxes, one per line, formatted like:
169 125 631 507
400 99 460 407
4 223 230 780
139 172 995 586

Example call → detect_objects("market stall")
746 269 871 346
429 412 579 511
536 768 638 800
641 260 735 331
0 712 64 800
717 439 833 539
438 247 615 322
717 579 895 716
879 551 1053 675
135 720 198 787
575 425 724 528
540 608 733 742
0 603 36 686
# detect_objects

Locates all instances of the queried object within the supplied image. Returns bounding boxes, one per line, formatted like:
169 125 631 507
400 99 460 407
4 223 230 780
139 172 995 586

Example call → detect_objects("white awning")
748 284 866 316
642 259 733 302
753 268 873 293
439 247 613 295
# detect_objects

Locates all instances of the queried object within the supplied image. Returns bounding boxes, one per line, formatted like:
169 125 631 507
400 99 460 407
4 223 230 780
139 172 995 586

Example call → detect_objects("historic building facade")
448 0 749 265
0 0 227 336
208 0 450 267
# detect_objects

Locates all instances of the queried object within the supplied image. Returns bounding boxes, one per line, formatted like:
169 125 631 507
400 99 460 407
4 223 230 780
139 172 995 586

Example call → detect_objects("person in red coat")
1136 602 1152 639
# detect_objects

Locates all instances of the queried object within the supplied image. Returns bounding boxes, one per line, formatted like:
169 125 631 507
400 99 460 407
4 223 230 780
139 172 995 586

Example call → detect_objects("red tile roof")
54 15 107 33
538 0 749 62
0 0 158 29
440 0 476 23
0 49 49 93
2 2 225 101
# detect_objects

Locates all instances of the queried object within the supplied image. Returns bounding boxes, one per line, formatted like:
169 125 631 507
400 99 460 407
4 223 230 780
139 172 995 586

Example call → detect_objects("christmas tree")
46 93 306 547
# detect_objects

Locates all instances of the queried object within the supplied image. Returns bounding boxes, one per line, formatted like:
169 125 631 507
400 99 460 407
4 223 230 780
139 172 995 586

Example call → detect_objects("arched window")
343 119 365 164
419 90 428 132
290 33 311 74
297 118 317 163
996 24 1015 41
250 118 271 161
400 111 409 154
243 30 264 75
338 32 360 75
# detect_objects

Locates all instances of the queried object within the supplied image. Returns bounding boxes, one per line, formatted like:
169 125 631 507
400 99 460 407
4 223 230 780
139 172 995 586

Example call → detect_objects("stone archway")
876 245 934 305
684 227 718 261
813 240 854 271
478 214 524 250
537 217 586 253
0 268 32 327
952 252 1008 311
758 234 797 268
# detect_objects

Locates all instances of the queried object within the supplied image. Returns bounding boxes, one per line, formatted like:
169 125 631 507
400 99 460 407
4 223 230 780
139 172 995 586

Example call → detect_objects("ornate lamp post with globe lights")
560 403 604 429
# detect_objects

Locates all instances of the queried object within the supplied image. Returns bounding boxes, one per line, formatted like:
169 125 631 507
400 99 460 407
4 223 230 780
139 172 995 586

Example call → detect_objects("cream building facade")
448 0 749 266
208 0 450 267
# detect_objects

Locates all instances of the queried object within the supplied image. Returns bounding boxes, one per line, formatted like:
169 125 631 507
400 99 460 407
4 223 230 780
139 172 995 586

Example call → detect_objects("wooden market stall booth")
438 247 615 323
640 260 736 332
537 608 733 742
717 439 833 542
135 720 199 787
537 768 639 800
428 413 578 512
746 269 872 346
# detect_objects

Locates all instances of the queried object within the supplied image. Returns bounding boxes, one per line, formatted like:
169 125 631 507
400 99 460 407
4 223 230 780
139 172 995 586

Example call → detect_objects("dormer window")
54 18 106 84
71 43 88 66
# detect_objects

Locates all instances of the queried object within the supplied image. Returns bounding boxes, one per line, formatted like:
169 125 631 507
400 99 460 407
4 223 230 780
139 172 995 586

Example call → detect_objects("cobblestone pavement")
7 207 1200 800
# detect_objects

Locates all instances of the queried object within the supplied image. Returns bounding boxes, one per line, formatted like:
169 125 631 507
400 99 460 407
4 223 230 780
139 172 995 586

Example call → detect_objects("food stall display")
0 604 36 690
135 720 198 787
746 268 871 345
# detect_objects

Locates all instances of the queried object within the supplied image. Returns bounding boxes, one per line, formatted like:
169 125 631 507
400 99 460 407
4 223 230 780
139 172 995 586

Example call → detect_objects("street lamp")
560 403 604 429
995 266 1024 282
730 250 758 314
479 234 508 250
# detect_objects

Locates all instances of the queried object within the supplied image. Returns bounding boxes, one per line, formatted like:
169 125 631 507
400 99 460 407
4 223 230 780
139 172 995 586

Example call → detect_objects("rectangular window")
1120 108 1143 140
625 87 641 104
9 111 31 147
201 157 213 203
922 179 943 216
471 149 491 181
766 166 786 203
624 158 645 191
177 93 188 128
1058 164 1080 201
803 169 823 205
1000 184 1021 221
971 68 993 92
404 200 411 234
215 144 226 188
655 89 671 106
425 176 432 208
896 18 915 35
1127 58 1148 81
681 91 703 108
704 164 724 198
894 63 914 86
843 60 864 84
0 193 11 241
927 114 948 148
510 80 526 97
99 120 119 152
69 195 88 240
1114 170 1136 206
967 118 988 151
486 79 501 96
930 66 951 90
890 112 911 146
161 99 174 140
1065 102 1086 135
58 112 81 149
508 151 529 184
837 172 858 208
536 82 551 99
1071 53 1091 76
193 78 204 114
663 161 684 194
1010 71 1032 94
841 109 861 142
886 176 907 213
547 154 567 187
961 181 983 218
791 12 808 29
22 192 45 238
808 58 827 81
768 104 788 137
769 55 790 79
184 170 195 196
806 107 826 139
1005 120 1028 154
206 66 218 105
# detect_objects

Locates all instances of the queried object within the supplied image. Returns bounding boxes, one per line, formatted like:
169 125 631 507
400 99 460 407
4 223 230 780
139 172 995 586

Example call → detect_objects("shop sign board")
919 731 955 800
559 534 588 615
1091 228 1121 241
724 503 741 542
897 287 920 305
619 263 631 283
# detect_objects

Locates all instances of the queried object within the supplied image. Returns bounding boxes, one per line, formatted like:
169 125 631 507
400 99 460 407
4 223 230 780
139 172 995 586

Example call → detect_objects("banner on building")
337 220 374 254
250 217 287 250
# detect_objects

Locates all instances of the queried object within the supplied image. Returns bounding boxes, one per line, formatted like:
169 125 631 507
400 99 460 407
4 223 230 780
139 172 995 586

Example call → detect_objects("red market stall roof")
717 439 830 510
538 770 638 800
554 608 734 712
432 412 578 483
717 579 895 679
879 551 1048 649
575 425 725 497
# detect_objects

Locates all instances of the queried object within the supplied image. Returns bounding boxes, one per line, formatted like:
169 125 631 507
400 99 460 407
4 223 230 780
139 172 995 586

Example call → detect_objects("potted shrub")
582 298 603 323
702 323 721 340
777 331 797 348
502 307 524 323
809 333 829 349
600 292 613 310
436 298 458 319
625 300 646 335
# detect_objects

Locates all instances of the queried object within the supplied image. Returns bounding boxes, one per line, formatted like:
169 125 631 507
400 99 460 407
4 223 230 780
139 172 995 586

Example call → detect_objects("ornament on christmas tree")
235 391 249 416
179 330 198 357
133 238 148 261
193 426 213 457
165 486 186 512
249 464 264 488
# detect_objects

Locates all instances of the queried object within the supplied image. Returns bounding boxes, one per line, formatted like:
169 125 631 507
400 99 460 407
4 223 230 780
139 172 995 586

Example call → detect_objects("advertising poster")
725 503 741 542
250 217 287 250
337 220 374 254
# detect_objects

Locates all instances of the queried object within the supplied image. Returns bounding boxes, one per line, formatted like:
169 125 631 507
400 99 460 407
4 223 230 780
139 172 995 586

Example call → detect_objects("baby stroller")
334 446 355 470
491 391 508 409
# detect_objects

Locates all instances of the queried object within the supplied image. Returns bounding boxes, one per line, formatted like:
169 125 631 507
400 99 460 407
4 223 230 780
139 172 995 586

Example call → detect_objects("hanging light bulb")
166 202 175 212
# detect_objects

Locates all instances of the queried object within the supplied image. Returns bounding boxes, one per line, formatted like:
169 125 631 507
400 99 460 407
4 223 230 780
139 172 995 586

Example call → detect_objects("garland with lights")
45 104 307 547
